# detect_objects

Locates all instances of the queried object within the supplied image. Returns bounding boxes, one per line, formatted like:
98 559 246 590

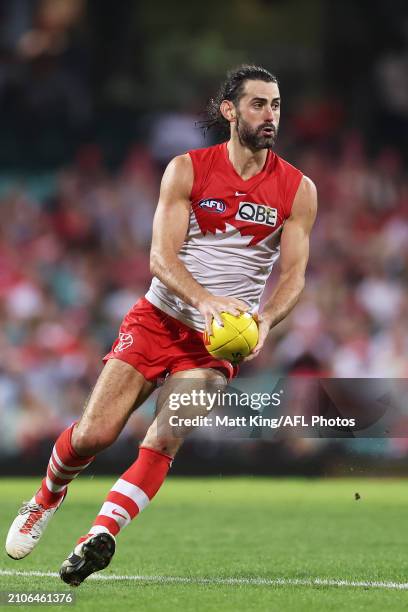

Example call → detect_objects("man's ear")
220 100 236 123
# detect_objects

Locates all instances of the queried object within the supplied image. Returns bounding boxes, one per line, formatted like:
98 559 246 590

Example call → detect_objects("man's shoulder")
161 154 194 198
169 152 192 171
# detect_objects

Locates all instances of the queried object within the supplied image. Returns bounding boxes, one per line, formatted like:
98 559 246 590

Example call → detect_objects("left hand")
243 313 272 362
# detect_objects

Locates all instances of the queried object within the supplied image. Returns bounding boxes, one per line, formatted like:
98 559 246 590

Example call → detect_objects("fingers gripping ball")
204 312 259 364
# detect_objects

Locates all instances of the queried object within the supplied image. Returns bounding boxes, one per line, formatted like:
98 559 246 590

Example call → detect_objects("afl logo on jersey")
236 202 277 227
198 198 226 213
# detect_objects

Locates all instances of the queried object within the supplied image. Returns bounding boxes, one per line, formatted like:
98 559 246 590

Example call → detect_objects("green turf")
1 477 407 611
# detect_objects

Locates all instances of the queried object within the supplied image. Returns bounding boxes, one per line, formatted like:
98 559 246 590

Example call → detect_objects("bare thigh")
141 368 227 457
72 359 155 456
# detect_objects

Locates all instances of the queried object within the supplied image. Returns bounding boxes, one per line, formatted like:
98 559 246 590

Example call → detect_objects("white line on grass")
1 570 408 591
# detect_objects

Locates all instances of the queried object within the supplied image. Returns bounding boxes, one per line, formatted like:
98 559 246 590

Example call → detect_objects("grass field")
1 477 408 611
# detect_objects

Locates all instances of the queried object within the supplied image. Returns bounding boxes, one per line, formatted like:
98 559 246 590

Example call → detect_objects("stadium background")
0 0 407 476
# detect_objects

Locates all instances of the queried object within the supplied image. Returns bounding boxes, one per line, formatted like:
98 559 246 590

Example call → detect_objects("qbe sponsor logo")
114 332 133 352
235 202 277 227
198 198 226 213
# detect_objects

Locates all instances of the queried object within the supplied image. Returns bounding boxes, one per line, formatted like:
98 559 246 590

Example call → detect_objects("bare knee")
72 422 119 456
70 360 154 456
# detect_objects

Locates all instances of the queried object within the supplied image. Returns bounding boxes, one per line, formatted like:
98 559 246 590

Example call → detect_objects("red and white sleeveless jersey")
146 142 303 331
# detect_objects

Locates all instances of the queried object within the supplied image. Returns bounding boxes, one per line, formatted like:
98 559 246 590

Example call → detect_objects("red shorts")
103 297 238 382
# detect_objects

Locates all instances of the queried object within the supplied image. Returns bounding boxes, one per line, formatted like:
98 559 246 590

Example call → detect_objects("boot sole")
59 533 115 587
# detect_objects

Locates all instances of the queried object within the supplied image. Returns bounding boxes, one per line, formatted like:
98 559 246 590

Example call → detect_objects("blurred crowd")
0 131 407 458
258 134 408 379
0 144 158 456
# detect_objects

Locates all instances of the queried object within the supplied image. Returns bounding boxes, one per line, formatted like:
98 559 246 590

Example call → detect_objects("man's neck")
226 137 269 181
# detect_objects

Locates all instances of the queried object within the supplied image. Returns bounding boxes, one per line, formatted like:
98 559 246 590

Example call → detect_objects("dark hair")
200 64 278 135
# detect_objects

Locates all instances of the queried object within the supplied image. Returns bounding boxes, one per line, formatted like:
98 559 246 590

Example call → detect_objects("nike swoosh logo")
235 191 246 196
111 508 127 520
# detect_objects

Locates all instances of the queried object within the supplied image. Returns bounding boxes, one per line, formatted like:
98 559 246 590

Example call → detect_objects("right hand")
197 294 249 335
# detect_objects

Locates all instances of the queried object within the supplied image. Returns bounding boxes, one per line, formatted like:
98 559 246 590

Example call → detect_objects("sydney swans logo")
114 333 134 352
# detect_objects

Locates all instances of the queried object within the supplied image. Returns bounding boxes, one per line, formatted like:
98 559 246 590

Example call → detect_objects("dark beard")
236 114 277 150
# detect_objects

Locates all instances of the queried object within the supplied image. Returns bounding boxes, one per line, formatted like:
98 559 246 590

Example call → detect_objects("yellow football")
204 312 259 364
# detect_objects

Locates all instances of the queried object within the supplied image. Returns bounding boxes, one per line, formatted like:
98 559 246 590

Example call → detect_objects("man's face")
234 80 281 150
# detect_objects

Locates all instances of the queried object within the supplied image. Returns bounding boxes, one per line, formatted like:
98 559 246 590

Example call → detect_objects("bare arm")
246 175 317 360
150 155 203 305
150 154 248 333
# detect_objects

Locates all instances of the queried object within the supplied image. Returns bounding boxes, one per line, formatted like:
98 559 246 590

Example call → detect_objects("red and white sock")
36 423 94 508
79 446 172 542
